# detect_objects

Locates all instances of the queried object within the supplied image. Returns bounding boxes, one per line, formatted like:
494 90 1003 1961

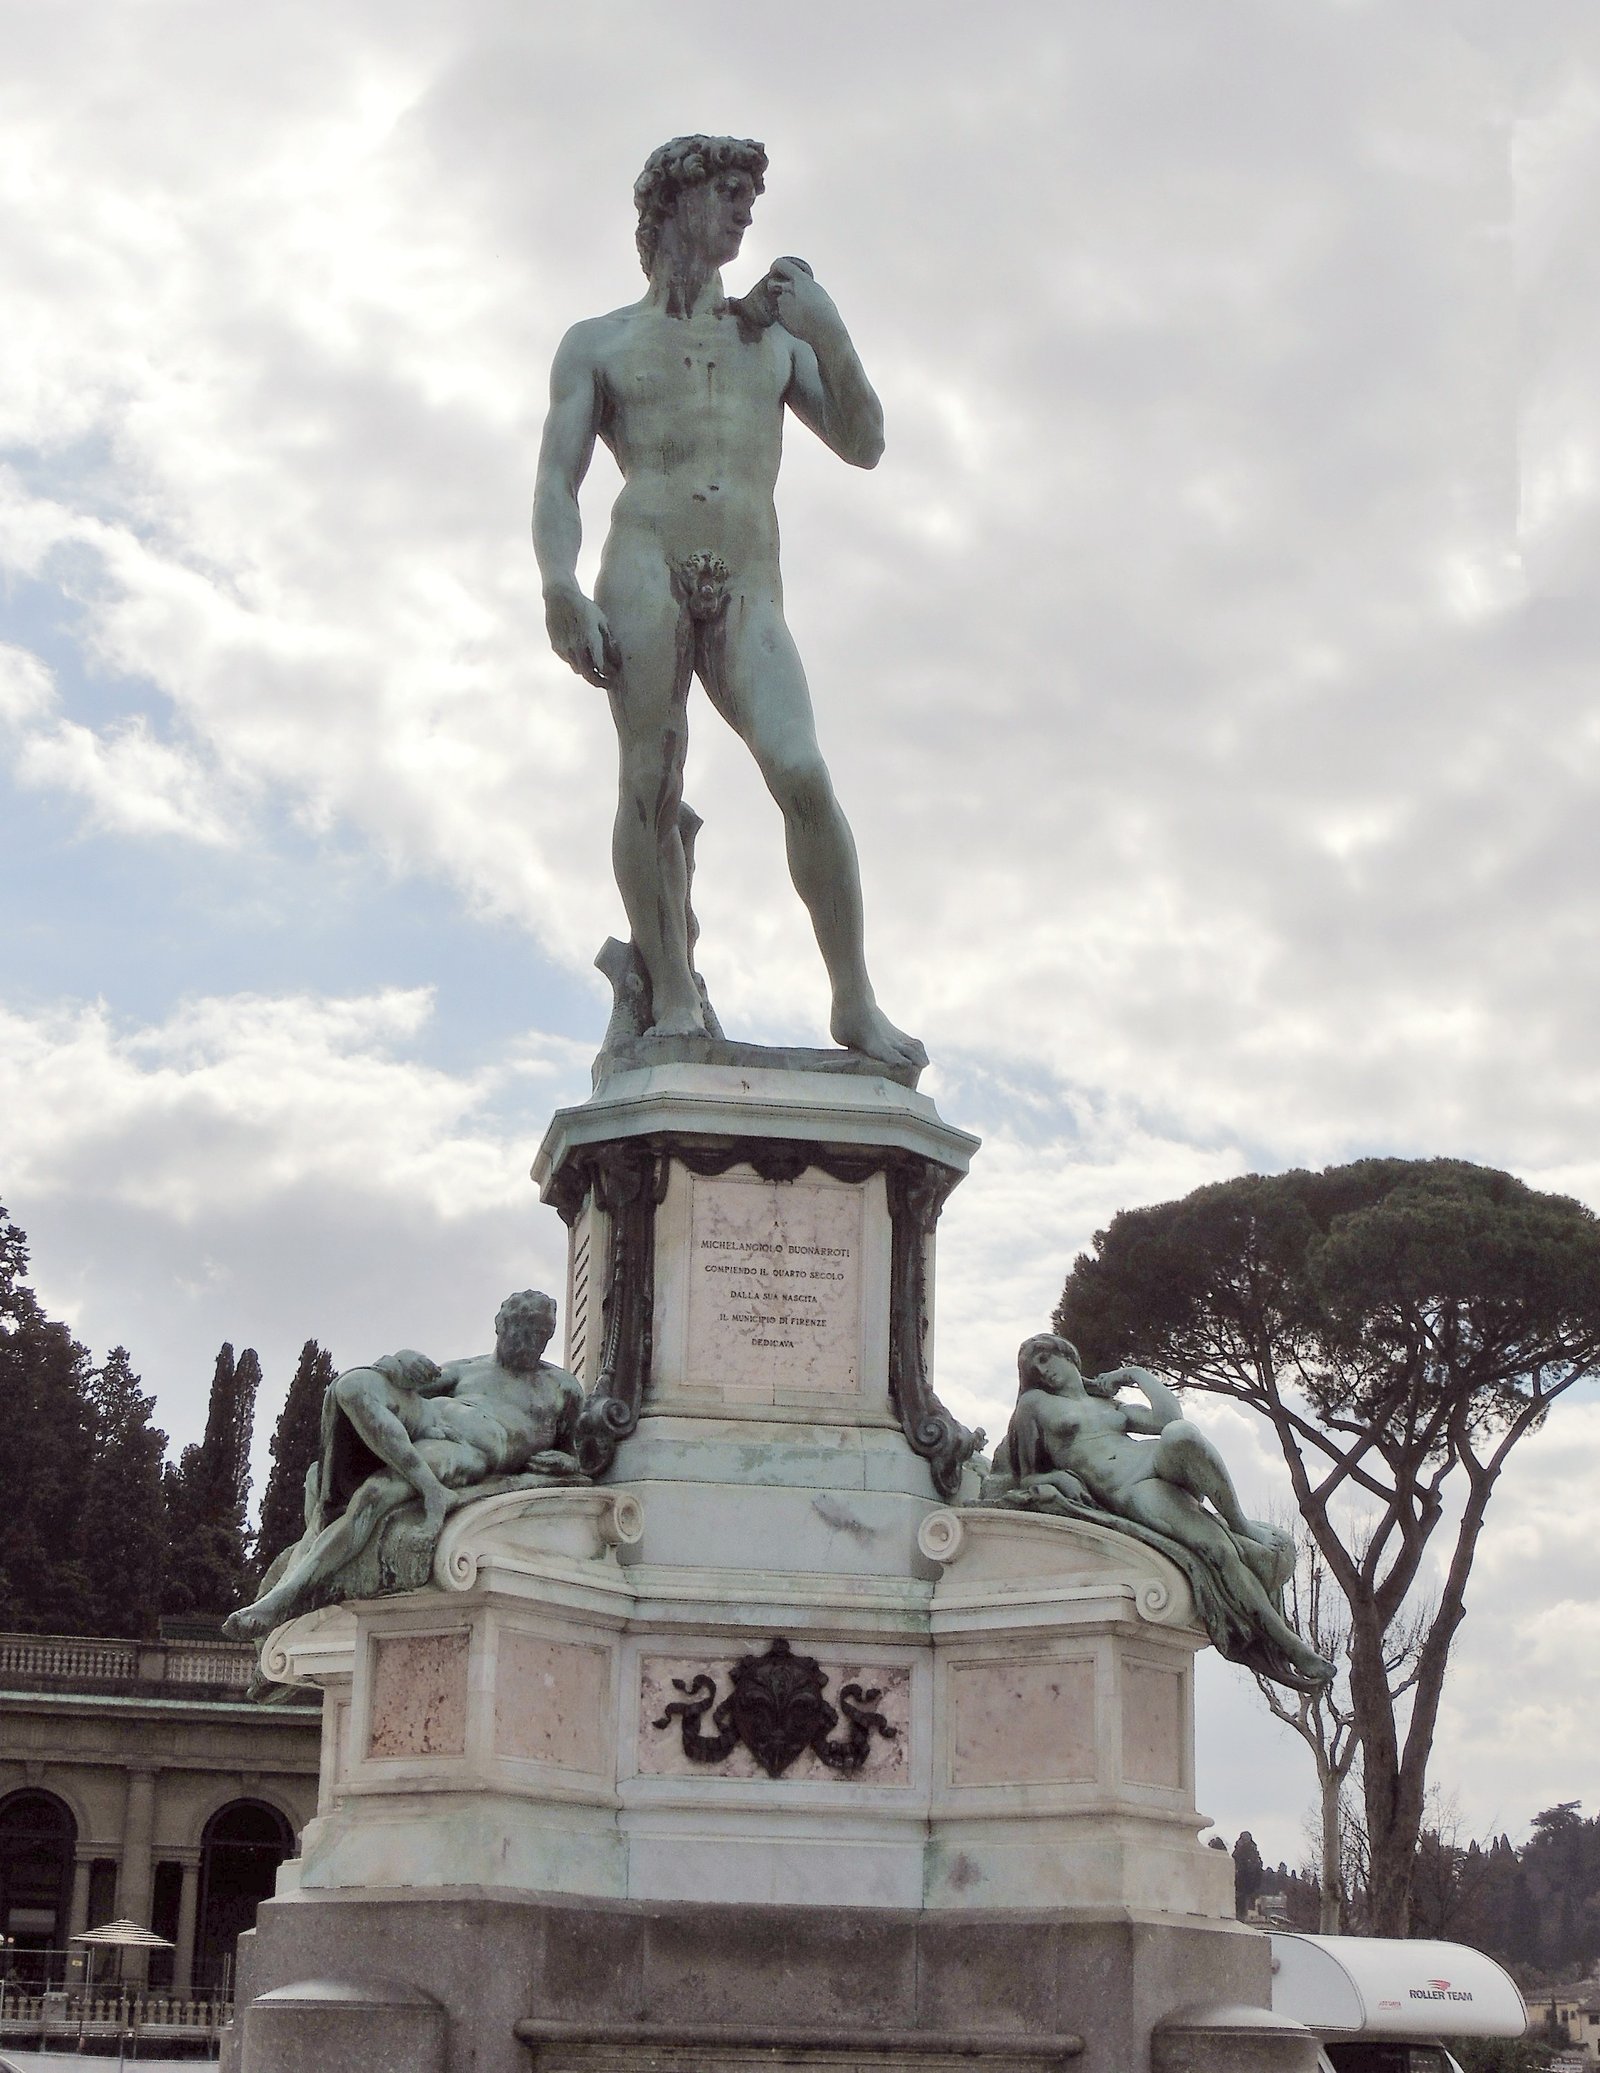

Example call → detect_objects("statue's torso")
425 1357 577 1469
1020 1389 1145 1507
589 301 791 573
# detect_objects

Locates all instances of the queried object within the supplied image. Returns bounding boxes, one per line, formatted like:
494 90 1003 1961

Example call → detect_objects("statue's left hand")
768 259 842 347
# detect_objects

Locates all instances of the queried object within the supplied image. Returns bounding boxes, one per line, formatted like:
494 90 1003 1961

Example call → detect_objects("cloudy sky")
2 0 1597 1872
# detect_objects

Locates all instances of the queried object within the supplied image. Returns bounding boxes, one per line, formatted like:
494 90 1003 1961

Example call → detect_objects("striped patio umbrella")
71 1922 172 1950
70 1918 173 1993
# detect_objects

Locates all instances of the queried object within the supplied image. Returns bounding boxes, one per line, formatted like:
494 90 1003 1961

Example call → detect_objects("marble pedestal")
224 1061 1316 2073
536 1059 984 1502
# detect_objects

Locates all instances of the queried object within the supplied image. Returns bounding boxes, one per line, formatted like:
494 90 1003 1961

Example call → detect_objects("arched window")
0 1791 77 1985
192 1800 293 1997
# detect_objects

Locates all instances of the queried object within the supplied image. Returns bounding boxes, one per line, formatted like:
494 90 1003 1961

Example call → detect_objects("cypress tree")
1232 1832 1264 1919
0 1204 97 1633
161 1341 261 1620
82 1347 168 1639
255 1339 334 1576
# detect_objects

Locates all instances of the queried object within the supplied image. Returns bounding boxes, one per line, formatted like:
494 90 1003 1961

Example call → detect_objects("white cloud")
0 622 242 844
15 712 237 845
0 641 54 724
0 989 590 1469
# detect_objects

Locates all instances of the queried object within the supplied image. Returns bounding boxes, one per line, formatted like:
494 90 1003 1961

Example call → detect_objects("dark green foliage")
1499 1805 1600 1980
1055 1158 1600 1935
1451 2040 1556 2073
1233 1830 1263 1919
161 1341 262 1620
0 1204 97 1633
1523 1804 1598 1979
255 1339 334 1575
1275 1862 1322 1931
81 1346 168 1639
0 1201 292 1636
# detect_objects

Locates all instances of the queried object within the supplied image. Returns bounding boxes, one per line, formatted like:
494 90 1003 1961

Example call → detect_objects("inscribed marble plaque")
686 1170 864 1395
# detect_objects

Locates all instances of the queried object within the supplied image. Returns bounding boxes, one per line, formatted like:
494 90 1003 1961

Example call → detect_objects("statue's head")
375 1348 440 1390
634 134 767 275
1016 1332 1083 1396
495 1288 558 1371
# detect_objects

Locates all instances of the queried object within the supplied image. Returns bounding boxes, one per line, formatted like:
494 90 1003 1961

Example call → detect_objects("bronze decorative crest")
652 1638 897 1779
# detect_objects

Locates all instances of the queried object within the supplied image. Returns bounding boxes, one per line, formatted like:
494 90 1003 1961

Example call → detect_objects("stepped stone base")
224 1887 1314 2073
223 1061 1319 2072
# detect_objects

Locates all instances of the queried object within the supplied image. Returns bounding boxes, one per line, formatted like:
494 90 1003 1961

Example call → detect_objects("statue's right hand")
545 586 619 687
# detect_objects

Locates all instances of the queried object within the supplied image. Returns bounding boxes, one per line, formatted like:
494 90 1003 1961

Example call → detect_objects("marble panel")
637 1652 910 1783
948 1657 1095 1787
685 1169 864 1400
1121 1661 1184 1788
366 1630 469 1760
494 1631 612 1772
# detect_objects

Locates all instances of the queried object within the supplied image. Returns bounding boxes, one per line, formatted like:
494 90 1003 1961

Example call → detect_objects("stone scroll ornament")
652 1638 897 1778
546 1136 982 1495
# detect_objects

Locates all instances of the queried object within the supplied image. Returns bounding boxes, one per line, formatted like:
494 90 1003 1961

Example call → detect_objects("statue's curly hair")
495 1288 557 1344
634 134 768 275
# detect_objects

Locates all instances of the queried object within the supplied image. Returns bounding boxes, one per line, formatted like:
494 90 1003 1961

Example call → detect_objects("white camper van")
1270 1933 1527 2072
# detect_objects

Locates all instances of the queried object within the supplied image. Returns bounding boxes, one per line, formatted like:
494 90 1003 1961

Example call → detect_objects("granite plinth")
235 1976 445 2073
225 1888 1310 2073
1151 2004 1321 2073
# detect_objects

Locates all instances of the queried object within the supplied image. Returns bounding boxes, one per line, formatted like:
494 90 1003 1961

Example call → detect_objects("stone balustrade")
0 1985 234 2035
0 1629 257 1694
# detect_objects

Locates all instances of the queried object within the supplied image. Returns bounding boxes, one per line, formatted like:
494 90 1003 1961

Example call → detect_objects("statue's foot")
646 1007 710 1038
830 999 928 1072
222 1604 274 1642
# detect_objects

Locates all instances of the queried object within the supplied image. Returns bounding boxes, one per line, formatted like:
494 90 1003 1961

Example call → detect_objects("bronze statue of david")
533 135 924 1072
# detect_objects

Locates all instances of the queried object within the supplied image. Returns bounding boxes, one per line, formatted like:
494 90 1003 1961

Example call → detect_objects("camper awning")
1270 1934 1526 2040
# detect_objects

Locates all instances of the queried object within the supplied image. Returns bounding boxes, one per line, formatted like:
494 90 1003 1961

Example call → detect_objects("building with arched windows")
0 1631 319 1995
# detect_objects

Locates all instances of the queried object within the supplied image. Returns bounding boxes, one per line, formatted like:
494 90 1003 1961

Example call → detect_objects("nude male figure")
224 1291 584 1639
533 134 924 1072
993 1334 1334 1686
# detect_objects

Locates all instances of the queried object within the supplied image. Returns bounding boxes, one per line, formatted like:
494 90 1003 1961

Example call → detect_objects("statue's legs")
595 557 703 1036
708 591 925 1070
223 1475 406 1639
1120 1478 1330 1681
223 1436 499 1639
1144 1419 1290 1576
